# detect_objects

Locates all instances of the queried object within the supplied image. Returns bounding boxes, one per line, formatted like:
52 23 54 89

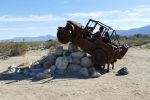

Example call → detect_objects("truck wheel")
91 49 107 66
57 27 71 44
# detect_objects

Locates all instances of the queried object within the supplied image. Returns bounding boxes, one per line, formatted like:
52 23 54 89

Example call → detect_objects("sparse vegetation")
44 40 61 49
119 34 150 48
0 42 28 57
0 40 60 58
0 35 149 58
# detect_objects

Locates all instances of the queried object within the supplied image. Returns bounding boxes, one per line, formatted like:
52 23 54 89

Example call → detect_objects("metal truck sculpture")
57 19 128 72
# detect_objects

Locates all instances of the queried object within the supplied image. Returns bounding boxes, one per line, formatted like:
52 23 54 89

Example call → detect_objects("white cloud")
0 26 49 30
0 14 65 22
67 5 150 29
67 10 120 18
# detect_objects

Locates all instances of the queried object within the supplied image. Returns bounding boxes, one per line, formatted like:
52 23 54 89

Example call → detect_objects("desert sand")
0 48 150 100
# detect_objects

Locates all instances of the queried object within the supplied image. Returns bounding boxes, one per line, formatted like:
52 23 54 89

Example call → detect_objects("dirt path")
0 48 150 100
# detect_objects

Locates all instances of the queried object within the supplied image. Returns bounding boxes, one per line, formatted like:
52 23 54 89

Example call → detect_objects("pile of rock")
1 43 101 80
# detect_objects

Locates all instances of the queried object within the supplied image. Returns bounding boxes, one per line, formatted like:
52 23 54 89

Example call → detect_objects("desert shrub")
27 42 45 50
119 34 150 47
0 42 28 57
9 42 28 56
44 40 60 49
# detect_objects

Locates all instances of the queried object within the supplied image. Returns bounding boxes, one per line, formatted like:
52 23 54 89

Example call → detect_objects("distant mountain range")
0 25 150 42
0 35 56 42
117 25 150 36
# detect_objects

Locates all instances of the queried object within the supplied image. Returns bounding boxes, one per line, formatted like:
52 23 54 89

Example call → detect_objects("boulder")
88 67 101 78
50 65 56 72
43 69 53 74
68 43 78 52
81 56 92 67
43 59 55 68
67 64 82 72
117 67 129 75
55 46 63 56
47 54 56 62
55 57 69 70
66 56 73 63
71 52 86 59
63 50 71 56
55 69 66 75
78 67 89 78
71 57 81 64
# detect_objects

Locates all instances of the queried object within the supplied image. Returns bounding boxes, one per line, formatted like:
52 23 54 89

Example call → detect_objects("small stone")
81 56 92 67
67 64 82 72
50 65 56 72
68 43 78 52
78 67 89 78
55 46 63 56
43 69 52 74
118 67 129 75
88 67 101 78
71 52 86 59
71 57 81 64
35 73 51 80
55 57 69 70
7 66 20 74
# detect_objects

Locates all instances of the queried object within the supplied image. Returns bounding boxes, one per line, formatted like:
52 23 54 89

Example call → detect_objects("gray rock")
71 52 86 59
63 50 71 56
47 54 56 61
43 60 55 68
55 69 66 75
88 67 101 78
118 67 129 75
81 56 92 67
43 69 53 74
55 57 69 70
55 46 63 56
71 57 81 64
68 43 78 52
67 64 82 72
42 54 56 68
27 68 44 76
50 65 56 72
78 67 89 78
66 56 73 63
35 73 51 80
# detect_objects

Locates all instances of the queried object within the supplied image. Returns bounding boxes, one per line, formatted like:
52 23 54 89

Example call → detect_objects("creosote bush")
0 42 28 56
9 42 28 56
44 40 61 49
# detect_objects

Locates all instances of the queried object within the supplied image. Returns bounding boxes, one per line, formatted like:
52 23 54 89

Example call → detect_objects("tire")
57 27 71 44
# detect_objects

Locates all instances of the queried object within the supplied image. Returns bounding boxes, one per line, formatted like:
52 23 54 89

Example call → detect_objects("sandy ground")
0 48 150 100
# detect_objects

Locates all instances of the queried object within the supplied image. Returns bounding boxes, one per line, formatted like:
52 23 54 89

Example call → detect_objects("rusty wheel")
91 49 107 66
57 27 71 44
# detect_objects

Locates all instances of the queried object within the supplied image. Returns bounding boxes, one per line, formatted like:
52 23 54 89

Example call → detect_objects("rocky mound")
0 43 101 81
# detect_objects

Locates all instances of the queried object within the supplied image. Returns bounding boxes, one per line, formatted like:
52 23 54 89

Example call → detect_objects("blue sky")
0 0 150 40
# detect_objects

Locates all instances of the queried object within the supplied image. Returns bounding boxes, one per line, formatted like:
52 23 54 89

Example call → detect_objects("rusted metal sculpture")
57 19 128 72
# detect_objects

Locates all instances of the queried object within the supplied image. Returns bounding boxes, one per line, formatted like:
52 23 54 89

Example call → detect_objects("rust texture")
57 19 128 72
